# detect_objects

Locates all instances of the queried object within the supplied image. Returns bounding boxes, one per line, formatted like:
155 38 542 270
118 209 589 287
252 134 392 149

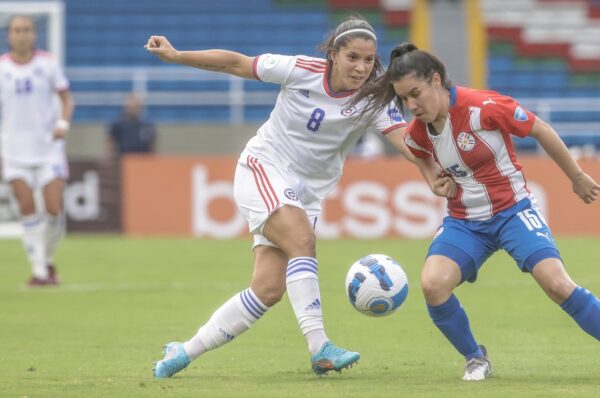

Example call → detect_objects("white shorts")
1 156 69 187
234 151 321 248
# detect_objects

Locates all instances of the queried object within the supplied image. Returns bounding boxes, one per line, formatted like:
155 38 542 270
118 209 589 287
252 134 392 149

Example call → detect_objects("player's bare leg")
422 256 491 381
10 179 35 216
532 258 600 341
154 246 284 378
263 205 360 375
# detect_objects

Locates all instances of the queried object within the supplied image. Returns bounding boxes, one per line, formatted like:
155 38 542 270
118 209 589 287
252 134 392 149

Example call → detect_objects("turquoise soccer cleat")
310 341 360 376
153 342 191 378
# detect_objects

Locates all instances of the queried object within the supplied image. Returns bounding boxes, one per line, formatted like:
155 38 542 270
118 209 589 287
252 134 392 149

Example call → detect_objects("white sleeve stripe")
469 106 481 131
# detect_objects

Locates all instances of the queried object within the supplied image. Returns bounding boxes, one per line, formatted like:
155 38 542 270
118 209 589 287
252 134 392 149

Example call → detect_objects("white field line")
17 281 244 292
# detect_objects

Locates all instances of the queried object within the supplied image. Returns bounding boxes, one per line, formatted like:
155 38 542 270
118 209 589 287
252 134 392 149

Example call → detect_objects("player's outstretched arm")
529 116 600 204
385 127 416 163
144 35 255 79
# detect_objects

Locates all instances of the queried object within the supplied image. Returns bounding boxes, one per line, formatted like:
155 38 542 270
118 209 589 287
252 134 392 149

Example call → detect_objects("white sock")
45 213 65 264
286 257 329 355
183 288 268 360
21 214 47 279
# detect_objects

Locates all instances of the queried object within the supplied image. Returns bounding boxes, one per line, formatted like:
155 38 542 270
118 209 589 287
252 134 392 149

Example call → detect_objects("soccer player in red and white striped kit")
355 42 600 381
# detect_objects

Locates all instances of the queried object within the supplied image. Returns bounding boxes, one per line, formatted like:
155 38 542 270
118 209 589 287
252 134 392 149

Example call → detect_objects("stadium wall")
66 124 262 158
118 155 600 238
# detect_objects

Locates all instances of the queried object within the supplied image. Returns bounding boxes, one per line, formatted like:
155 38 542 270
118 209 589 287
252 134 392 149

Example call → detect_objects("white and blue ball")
345 254 408 317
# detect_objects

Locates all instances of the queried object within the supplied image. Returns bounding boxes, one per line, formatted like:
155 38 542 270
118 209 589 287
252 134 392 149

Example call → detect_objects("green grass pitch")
1 236 599 397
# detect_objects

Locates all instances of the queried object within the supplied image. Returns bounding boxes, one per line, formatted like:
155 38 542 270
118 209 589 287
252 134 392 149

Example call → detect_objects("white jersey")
246 54 406 201
0 50 69 164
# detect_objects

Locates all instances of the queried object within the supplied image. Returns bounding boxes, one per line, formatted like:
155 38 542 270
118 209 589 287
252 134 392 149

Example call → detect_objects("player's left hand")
53 127 68 140
573 172 600 204
432 175 457 199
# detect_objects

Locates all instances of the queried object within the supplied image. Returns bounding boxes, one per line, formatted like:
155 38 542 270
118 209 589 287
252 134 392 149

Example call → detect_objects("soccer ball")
345 254 408 317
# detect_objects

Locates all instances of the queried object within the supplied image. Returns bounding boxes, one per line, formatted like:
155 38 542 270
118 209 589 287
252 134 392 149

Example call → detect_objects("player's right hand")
572 172 600 204
432 175 457 199
144 36 178 63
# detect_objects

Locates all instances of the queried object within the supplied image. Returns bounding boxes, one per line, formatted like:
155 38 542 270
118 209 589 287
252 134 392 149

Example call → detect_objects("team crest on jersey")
341 106 357 117
514 106 528 121
284 188 299 201
263 55 280 69
387 107 403 122
456 132 476 152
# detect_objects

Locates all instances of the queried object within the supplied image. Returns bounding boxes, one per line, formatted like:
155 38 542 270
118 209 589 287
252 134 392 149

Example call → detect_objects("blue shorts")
427 198 562 283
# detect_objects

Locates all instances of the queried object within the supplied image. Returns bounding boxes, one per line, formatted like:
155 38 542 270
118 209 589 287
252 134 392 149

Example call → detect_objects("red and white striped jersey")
0 50 69 164
405 86 536 221
245 53 405 201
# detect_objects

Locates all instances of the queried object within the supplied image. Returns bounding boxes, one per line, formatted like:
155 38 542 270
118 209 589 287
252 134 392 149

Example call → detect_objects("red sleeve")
479 94 535 137
405 121 432 158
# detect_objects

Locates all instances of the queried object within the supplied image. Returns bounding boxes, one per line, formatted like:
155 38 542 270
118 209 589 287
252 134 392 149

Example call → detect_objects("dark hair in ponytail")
350 42 451 117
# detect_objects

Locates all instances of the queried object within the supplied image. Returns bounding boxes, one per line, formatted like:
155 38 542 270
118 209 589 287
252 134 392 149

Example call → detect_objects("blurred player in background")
0 15 74 286
107 92 156 157
146 17 455 378
356 42 600 381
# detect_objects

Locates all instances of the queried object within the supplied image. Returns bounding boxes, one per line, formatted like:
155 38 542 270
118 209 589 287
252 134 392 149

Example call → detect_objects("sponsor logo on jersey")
482 98 496 106
341 106 357 116
456 132 476 152
387 107 403 122
514 106 528 121
284 188 298 201
433 226 444 240
299 89 310 98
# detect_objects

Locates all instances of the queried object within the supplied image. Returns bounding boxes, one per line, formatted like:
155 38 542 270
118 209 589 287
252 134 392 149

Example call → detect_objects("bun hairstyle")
388 43 450 89
349 42 451 117
389 43 418 63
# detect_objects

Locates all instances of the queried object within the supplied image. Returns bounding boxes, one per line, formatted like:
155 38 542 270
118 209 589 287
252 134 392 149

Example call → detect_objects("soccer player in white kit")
145 18 455 378
357 42 600 381
0 16 75 286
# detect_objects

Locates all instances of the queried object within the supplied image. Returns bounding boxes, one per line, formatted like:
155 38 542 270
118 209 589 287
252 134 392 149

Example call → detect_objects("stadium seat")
482 0 600 150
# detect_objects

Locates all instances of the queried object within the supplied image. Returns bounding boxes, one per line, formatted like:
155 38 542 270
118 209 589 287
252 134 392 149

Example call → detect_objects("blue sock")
560 286 600 340
427 294 483 359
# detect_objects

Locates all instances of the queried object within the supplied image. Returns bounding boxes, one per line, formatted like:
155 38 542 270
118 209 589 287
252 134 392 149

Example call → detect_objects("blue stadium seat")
64 0 340 123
